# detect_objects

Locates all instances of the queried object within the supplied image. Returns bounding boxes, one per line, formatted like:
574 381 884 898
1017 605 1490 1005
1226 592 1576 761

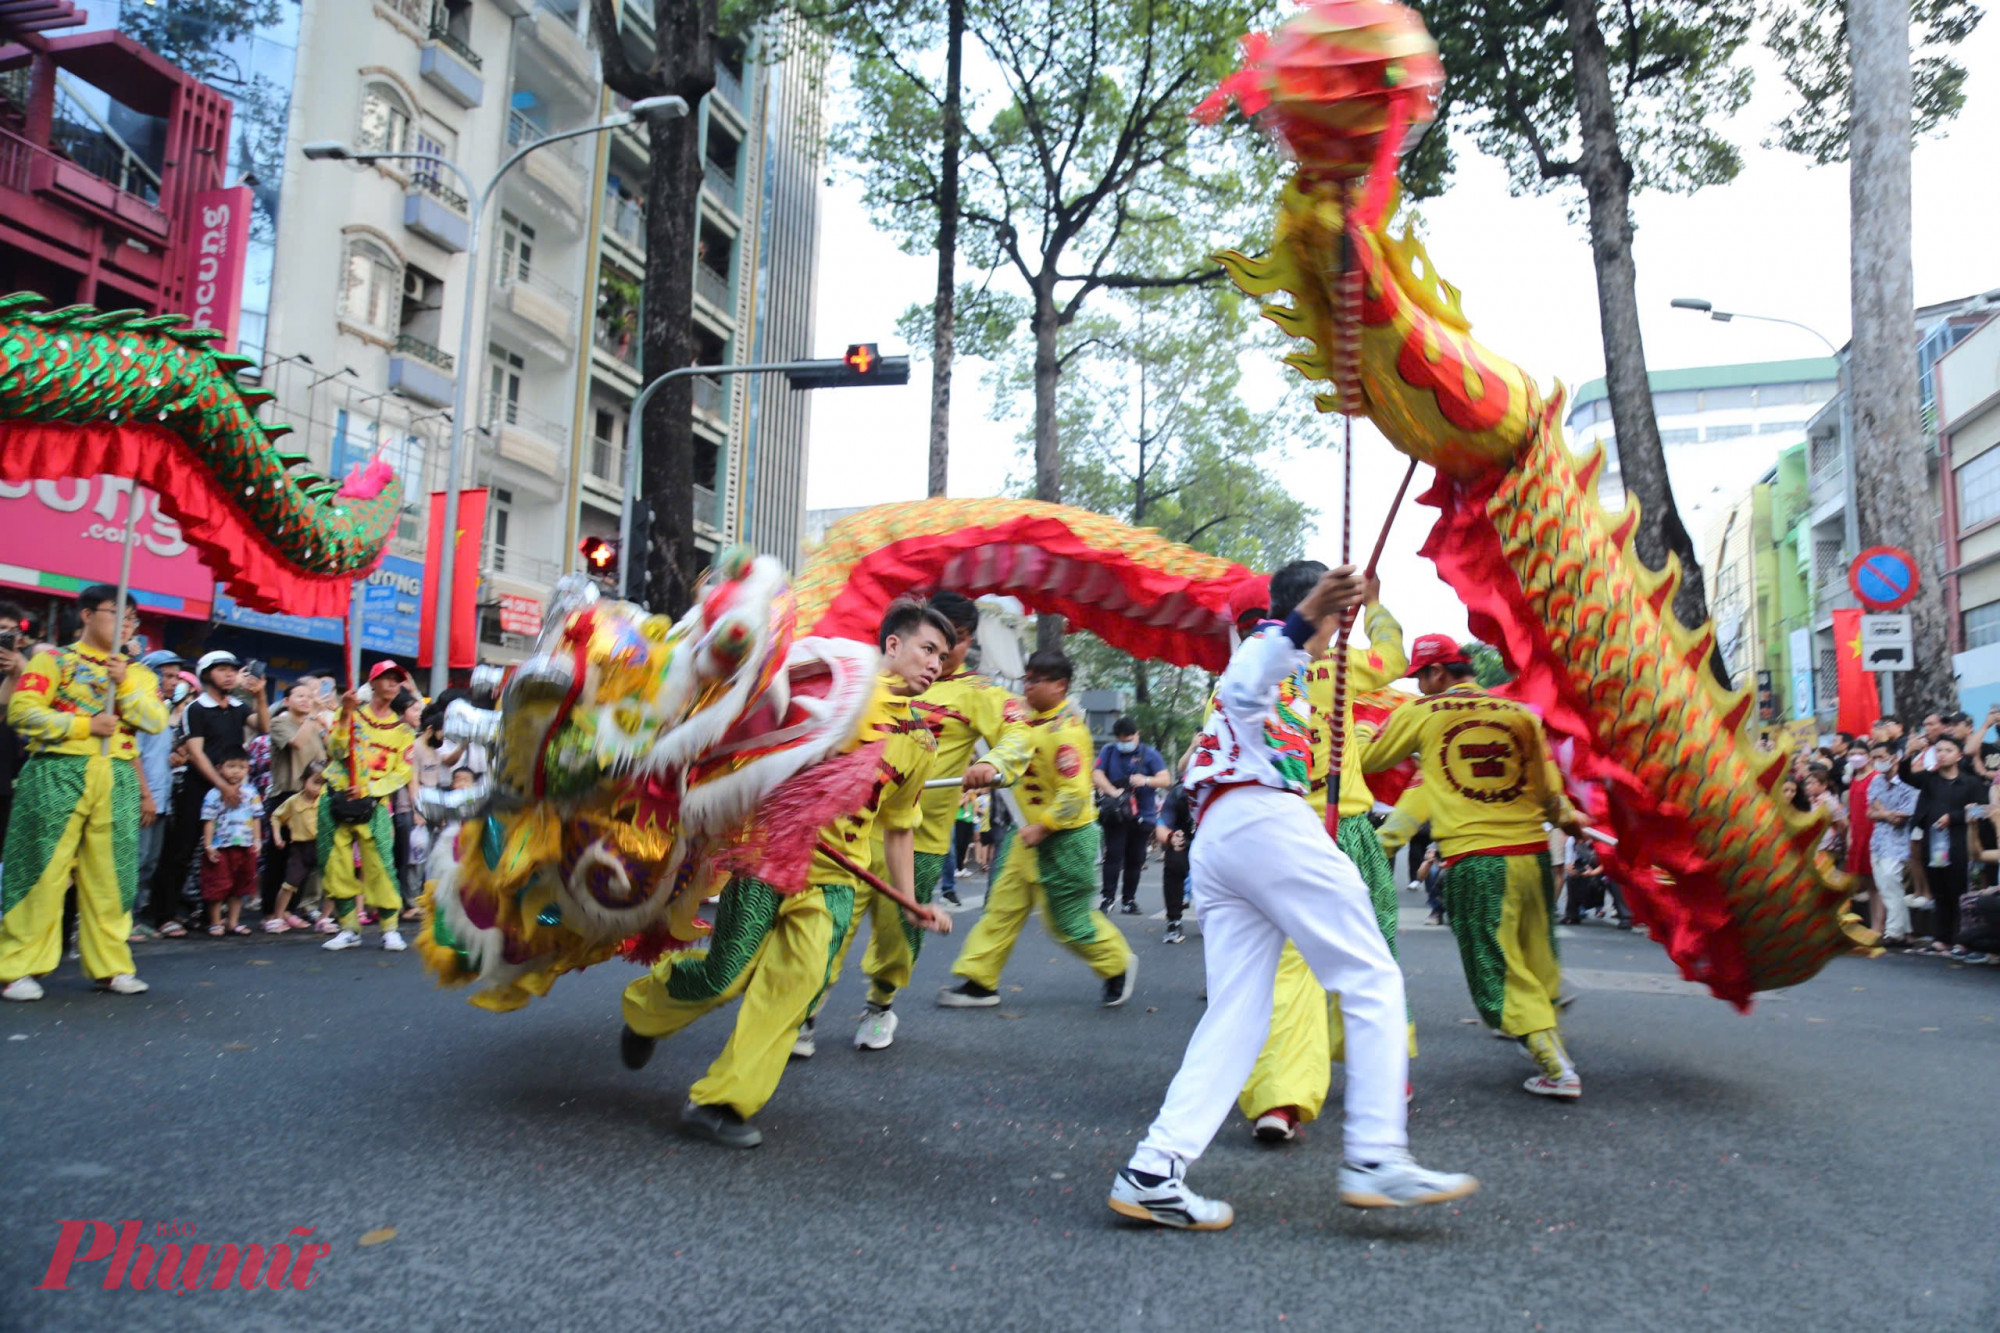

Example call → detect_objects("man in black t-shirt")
148 650 267 934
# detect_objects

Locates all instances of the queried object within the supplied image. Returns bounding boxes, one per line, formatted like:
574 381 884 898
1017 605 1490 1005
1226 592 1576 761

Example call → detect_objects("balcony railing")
605 193 644 248
507 108 586 170
380 0 427 26
703 157 738 209
494 260 579 312
486 393 571 447
593 315 637 366
695 263 731 311
694 482 721 529
395 332 455 372
428 5 485 68
410 168 469 214
486 545 563 585
713 60 745 109
692 374 724 418
588 434 624 487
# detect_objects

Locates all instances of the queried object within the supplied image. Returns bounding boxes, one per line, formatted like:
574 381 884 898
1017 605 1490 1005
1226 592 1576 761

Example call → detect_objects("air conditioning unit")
403 271 427 301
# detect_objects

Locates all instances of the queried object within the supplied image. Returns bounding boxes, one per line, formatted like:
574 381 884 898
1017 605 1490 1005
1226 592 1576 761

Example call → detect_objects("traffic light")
579 535 619 583
624 497 654 603
786 343 911 389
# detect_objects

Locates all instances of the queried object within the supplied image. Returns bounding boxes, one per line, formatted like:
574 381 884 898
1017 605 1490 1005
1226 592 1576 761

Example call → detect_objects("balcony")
695 262 732 315
586 433 625 492
389 333 455 408
421 7 485 108
592 316 640 385
493 260 577 345
403 171 470 250
713 60 746 114
524 0 595 90
485 545 563 589
694 483 722 534
692 373 726 423
487 393 569 480
507 109 588 224
604 192 645 260
702 156 738 214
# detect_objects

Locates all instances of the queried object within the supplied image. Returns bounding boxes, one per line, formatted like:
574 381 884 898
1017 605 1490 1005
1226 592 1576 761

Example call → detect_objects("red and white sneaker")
1523 1072 1582 1100
1252 1106 1300 1143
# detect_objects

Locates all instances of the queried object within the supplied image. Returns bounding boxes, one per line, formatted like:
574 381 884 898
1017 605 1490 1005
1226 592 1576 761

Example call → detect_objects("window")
399 263 445 348
340 236 401 336
381 429 427 496
500 210 535 282
1652 389 1701 416
1758 419 1809 435
1965 601 2000 650
591 406 621 482
486 342 523 426
488 486 513 570
410 123 460 201
358 82 413 155
1704 424 1754 442
1658 427 1700 445
1957 448 2000 530
1700 386 1756 412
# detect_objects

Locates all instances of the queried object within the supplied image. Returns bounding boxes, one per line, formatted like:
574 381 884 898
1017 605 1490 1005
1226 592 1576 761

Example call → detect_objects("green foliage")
119 0 284 83
1765 0 1983 164
1405 0 1754 204
1465 640 1515 689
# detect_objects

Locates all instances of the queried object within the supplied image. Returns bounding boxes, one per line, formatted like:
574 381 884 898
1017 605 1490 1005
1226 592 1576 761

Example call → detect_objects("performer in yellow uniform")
621 601 955 1147
1364 634 1586 1100
0 584 166 1000
805 591 1031 1055
320 661 417 953
941 648 1136 1009
1237 565 1410 1140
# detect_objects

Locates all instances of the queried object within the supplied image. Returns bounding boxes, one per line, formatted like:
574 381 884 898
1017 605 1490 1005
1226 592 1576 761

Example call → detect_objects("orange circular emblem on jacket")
1055 744 1082 778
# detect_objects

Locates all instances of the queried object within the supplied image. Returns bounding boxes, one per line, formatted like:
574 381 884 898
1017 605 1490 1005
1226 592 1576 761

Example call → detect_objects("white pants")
1875 855 1912 940
1130 785 1408 1171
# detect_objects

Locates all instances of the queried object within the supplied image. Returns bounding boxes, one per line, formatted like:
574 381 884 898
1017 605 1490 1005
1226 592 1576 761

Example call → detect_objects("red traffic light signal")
579 536 619 577
844 343 878 374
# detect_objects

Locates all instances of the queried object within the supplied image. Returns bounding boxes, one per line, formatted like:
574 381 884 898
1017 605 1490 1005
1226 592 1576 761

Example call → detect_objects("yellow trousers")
1443 851 1562 1037
621 884 850 1119
1237 943 1419 1125
821 850 945 1010
949 828 1130 990
0 756 134 982
323 820 401 931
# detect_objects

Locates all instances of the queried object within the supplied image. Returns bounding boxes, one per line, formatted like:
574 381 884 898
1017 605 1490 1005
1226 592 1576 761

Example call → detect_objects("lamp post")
1671 297 1864 709
303 94 688 695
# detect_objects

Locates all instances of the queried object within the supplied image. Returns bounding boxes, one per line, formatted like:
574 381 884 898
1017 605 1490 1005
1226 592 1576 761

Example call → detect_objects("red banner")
417 488 486 670
1832 607 1882 736
180 186 253 350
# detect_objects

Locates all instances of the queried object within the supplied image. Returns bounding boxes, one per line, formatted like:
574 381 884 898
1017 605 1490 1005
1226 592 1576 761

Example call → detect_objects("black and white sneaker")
1108 1166 1233 1230
679 1099 762 1148
1119 901 1141 915
941 889 963 907
1163 922 1186 944
1102 953 1137 1007
1337 1151 1479 1209
938 979 1000 1008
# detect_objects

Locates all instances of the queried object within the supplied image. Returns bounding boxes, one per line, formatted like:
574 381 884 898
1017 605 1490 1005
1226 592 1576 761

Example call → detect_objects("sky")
805 18 2000 644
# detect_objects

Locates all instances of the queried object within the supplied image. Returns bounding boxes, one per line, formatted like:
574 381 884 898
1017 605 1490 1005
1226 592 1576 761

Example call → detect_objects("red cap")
1405 634 1469 675
367 660 408 683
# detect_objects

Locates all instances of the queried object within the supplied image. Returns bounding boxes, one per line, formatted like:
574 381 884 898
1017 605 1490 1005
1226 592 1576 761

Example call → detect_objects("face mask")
1874 759 1892 772
172 681 190 703
1117 740 1137 753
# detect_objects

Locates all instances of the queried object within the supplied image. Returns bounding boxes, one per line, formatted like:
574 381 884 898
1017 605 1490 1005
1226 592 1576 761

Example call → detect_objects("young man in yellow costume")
800 591 1030 1056
0 583 167 1001
320 661 417 953
1235 562 1412 1142
620 601 955 1147
940 648 1137 1009
1364 634 1587 1099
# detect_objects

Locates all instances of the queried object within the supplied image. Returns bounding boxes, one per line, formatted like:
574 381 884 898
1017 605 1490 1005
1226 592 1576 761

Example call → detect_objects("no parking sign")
1848 547 1919 612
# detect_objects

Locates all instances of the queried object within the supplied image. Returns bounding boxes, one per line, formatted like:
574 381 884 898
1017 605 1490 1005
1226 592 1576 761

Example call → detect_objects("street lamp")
303 94 689 695
1669 298 1841 356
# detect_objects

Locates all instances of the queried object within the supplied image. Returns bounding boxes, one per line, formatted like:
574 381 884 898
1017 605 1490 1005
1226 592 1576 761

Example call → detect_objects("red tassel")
710 742 887 893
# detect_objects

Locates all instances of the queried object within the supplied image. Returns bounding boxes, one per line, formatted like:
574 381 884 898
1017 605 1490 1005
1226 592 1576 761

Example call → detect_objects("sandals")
283 913 310 929
207 924 224 938
229 924 252 936
159 921 187 938
262 918 290 934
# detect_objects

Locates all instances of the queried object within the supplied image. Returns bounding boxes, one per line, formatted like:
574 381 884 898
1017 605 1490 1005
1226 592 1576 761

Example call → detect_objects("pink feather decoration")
709 741 886 893
336 455 395 500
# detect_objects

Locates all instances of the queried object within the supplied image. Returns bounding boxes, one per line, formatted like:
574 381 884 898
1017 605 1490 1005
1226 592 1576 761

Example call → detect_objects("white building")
260 0 825 662
1564 357 1839 544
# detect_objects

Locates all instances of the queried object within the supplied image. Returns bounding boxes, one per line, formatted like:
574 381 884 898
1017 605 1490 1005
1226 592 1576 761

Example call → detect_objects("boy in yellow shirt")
621 601 955 1147
941 649 1136 1009
320 661 417 953
1364 634 1586 1099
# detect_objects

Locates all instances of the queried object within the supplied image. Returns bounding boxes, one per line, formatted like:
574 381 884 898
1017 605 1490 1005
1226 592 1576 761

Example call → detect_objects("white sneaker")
854 1007 898 1050
2 976 44 1002
1523 1072 1582 1100
382 930 407 952
322 930 363 952
790 1021 816 1059
1108 1166 1234 1230
1253 1110 1299 1143
1337 1151 1481 1209
97 973 148 995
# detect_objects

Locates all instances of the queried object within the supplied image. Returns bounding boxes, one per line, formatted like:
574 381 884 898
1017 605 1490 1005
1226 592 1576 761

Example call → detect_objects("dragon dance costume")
1365 680 1583 1091
1239 602 1412 1130
0 645 165 985
947 698 1131 996
622 676 931 1121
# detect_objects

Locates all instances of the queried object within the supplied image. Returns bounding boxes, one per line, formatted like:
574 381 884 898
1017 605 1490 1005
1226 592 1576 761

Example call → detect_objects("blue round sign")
1849 546 1918 611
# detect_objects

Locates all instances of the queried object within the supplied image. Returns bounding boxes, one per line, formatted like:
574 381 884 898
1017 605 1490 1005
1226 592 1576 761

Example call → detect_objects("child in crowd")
201 755 264 936
268 763 326 934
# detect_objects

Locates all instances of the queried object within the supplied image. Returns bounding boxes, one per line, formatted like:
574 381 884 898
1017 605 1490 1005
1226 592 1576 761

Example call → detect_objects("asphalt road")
3 863 1997 1333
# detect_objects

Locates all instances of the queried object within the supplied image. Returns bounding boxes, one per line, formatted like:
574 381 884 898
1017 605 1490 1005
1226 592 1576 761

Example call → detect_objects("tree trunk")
1848 0 1948 714
925 0 964 499
1033 275 1064 650
1561 0 1720 673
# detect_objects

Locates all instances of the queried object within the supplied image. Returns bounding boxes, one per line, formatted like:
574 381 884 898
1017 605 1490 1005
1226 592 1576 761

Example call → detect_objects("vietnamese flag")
1832 607 1882 735
417 487 487 670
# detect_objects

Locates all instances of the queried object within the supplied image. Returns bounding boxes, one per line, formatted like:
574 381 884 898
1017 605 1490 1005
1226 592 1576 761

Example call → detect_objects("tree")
591 0 732 615
119 0 282 82
1409 0 1756 649
1766 0 1982 162
840 0 1277 646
